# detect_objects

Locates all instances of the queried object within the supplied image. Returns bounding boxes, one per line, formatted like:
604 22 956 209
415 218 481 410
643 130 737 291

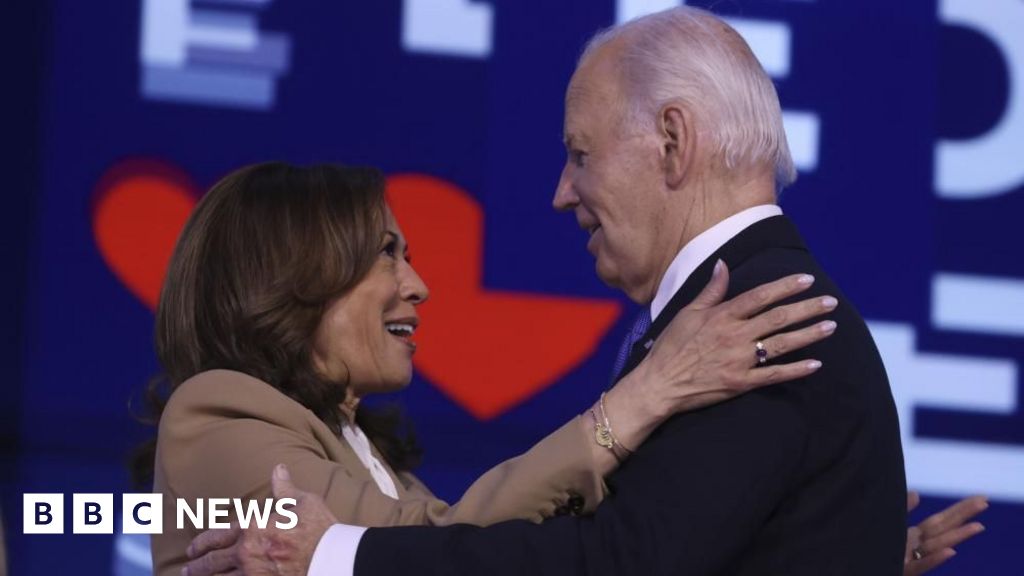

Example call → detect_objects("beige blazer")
152 370 606 576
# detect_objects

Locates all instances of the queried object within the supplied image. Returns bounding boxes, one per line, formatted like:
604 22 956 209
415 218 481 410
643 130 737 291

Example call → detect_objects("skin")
904 491 988 575
554 36 777 304
182 38 846 576
182 22 989 576
311 209 428 416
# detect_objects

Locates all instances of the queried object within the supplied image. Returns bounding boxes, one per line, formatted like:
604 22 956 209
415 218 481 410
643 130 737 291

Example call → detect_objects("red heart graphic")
93 160 198 310
387 174 621 419
93 161 621 419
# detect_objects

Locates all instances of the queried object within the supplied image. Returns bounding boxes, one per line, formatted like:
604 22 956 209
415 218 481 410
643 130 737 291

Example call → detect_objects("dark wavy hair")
131 162 421 486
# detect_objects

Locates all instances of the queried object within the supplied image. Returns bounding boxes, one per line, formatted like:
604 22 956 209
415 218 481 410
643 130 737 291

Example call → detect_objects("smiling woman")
140 162 837 576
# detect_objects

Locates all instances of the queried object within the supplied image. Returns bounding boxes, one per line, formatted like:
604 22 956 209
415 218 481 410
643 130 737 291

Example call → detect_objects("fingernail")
821 296 838 309
797 274 815 285
713 259 724 277
186 543 194 558
806 360 822 370
821 320 837 333
275 464 288 480
182 568 190 576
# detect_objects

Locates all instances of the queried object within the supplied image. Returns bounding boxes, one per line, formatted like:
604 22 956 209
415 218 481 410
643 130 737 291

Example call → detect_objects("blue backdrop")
3 0 1023 574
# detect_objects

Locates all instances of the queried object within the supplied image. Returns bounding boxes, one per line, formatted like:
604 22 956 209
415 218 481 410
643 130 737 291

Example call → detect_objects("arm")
169 268 832 529
160 371 599 527
183 393 805 576
354 388 809 576
184 268 844 575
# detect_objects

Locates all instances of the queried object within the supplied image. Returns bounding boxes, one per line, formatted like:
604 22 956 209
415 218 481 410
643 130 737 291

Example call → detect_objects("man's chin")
594 258 621 289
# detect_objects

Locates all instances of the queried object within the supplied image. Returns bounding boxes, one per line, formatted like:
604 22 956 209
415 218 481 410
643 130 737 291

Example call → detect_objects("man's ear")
659 102 695 190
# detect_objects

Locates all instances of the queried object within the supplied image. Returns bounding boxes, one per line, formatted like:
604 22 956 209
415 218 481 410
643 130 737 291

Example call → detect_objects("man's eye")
570 150 588 167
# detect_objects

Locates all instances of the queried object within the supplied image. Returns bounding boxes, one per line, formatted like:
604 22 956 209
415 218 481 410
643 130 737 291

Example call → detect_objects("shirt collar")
650 204 783 322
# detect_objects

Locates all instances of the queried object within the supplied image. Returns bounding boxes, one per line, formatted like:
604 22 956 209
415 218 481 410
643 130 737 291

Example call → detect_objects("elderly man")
185 6 987 576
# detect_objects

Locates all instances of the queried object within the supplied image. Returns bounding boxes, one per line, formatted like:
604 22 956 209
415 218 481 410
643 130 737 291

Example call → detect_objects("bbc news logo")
23 494 297 534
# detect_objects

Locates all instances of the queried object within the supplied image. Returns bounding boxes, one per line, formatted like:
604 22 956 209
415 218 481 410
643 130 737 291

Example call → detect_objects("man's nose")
552 169 578 211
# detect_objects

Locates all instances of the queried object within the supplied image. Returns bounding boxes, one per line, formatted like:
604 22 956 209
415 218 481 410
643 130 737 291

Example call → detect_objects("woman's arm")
161 263 835 532
156 371 597 528
580 262 836 476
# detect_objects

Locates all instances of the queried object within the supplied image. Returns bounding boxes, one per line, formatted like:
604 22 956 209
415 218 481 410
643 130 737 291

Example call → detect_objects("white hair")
581 6 797 189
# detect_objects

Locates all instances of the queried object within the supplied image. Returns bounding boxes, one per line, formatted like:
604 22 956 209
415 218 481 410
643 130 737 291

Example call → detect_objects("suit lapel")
613 215 808 384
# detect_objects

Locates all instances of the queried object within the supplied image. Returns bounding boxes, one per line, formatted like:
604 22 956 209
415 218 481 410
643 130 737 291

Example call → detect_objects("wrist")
621 361 673 421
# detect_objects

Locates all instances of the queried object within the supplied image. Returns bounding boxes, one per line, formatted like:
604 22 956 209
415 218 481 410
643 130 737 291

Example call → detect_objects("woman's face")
312 209 429 396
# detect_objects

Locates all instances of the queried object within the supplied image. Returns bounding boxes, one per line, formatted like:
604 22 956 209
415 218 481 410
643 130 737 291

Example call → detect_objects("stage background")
3 0 1022 573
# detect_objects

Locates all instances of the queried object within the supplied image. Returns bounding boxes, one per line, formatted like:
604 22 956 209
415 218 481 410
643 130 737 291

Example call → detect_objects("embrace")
143 6 987 576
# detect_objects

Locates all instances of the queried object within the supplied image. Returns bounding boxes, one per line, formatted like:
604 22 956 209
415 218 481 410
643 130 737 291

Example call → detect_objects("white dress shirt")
340 421 399 500
650 204 782 322
307 420 396 576
307 204 784 576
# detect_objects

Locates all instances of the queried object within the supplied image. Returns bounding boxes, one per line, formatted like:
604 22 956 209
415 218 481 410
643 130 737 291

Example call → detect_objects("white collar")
650 205 783 322
340 420 400 499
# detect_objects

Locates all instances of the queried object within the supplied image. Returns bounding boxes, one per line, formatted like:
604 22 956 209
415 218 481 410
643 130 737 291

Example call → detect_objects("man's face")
553 48 670 303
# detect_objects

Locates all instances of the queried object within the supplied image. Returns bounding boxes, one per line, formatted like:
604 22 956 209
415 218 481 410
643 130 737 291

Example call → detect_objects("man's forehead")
565 47 623 111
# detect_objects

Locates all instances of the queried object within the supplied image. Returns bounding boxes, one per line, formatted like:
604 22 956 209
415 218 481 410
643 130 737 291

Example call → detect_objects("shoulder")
161 369 318 433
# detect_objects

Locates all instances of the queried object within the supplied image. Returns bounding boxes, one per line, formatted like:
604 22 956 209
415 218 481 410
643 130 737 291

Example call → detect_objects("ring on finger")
755 341 768 366
912 548 924 561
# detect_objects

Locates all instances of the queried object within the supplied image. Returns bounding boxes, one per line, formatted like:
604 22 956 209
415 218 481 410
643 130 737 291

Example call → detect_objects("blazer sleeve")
351 262 905 576
157 370 606 529
352 387 809 576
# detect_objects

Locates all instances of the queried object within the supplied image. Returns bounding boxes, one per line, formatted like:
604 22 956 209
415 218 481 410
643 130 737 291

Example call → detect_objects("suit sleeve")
157 371 606 528
354 386 809 576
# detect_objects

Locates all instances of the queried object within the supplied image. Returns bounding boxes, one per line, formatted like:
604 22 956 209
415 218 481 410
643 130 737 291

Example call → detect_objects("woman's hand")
626 260 835 420
586 260 837 472
904 491 987 575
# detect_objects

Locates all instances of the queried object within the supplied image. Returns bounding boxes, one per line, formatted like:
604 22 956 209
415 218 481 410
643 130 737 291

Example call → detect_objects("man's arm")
183 389 806 576
184 473 990 576
355 388 808 576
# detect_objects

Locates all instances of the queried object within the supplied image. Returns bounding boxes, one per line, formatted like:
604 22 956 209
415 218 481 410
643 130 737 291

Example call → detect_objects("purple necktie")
610 308 652 381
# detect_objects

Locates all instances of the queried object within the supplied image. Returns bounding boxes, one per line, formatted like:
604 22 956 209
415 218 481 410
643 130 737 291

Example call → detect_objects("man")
184 6 987 575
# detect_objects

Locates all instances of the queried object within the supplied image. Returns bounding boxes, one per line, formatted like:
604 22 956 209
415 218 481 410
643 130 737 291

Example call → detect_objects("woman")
147 162 834 575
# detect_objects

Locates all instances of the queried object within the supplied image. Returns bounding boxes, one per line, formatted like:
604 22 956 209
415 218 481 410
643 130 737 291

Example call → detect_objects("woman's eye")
382 241 398 258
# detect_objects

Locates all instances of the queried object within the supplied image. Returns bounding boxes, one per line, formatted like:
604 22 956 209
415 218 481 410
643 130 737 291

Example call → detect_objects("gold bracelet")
590 393 634 461
599 392 635 456
590 407 617 451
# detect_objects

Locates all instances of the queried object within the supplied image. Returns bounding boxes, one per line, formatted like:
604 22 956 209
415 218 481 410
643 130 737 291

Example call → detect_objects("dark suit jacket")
354 215 907 575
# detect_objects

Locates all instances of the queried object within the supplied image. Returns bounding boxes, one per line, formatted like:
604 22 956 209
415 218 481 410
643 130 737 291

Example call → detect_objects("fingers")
271 464 299 500
758 320 836 361
739 359 823 391
906 549 956 576
726 273 816 319
182 545 239 576
920 522 985 555
687 260 730 311
907 491 921 513
905 525 922 563
903 495 988 576
918 496 989 535
747 295 838 341
187 523 241 560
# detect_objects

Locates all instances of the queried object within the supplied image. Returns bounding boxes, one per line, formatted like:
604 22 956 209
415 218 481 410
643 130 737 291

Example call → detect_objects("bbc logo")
23 494 162 534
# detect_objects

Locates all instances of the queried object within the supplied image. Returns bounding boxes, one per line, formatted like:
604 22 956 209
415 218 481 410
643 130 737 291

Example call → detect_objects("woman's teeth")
385 323 416 337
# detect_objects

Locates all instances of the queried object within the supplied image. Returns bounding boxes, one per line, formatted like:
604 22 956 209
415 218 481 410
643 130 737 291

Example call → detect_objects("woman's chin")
370 370 414 395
